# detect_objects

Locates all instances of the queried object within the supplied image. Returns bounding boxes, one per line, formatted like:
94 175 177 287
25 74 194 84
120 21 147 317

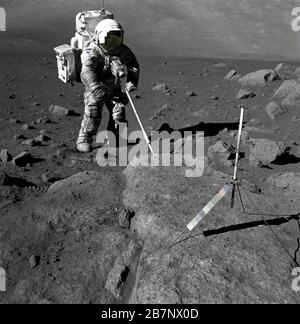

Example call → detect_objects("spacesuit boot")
77 138 93 153
76 102 102 153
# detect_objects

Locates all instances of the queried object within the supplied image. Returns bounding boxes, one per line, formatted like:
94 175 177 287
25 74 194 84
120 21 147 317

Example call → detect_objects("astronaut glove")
91 86 107 99
125 82 136 92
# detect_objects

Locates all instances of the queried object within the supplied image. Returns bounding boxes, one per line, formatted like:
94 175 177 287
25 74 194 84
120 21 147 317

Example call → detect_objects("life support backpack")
54 8 114 84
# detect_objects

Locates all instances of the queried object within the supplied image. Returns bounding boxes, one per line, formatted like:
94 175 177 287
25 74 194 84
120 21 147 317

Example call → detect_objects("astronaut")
77 18 140 153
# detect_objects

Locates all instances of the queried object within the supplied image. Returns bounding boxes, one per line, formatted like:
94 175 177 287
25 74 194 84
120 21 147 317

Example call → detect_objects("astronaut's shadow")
149 121 241 140
92 121 240 151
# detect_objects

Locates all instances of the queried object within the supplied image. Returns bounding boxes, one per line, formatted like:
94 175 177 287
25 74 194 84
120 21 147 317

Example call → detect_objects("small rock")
134 94 141 99
265 102 287 121
31 103 40 107
161 104 172 112
186 90 197 97
36 116 52 124
152 83 168 92
12 151 32 167
214 62 228 68
42 174 49 183
21 139 42 147
0 149 12 163
21 124 35 130
41 173 59 184
49 104 74 116
192 109 207 118
211 95 219 100
236 89 256 100
14 134 27 141
8 94 16 99
9 118 21 124
118 208 135 229
35 134 52 142
225 71 236 81
29 255 40 269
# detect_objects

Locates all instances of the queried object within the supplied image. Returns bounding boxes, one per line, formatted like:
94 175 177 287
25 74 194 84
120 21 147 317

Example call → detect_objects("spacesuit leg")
106 100 118 134
76 91 105 152
112 89 129 124
105 92 128 148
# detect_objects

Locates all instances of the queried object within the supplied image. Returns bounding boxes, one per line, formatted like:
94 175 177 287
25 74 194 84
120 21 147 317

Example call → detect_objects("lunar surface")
0 0 300 304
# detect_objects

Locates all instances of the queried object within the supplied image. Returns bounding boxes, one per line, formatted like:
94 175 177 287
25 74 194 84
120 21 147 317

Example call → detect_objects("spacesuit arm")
121 45 140 88
80 49 107 96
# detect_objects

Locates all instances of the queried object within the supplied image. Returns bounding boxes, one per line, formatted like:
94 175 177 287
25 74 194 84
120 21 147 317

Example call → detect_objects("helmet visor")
101 31 123 50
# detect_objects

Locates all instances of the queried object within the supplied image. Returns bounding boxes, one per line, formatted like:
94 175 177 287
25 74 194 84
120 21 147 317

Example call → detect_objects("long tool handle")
233 106 244 181
231 106 244 209
125 89 155 155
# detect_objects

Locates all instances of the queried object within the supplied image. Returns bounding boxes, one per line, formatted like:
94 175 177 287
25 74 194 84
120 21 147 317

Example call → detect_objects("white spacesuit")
76 19 140 153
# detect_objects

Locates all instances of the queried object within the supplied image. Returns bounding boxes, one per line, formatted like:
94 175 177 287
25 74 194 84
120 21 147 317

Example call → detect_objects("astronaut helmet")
94 18 124 51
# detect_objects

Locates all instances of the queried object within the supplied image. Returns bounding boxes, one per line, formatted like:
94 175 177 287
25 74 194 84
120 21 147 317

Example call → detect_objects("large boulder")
273 80 298 99
207 141 236 167
2 163 300 304
265 102 287 121
249 139 289 167
274 63 298 80
281 84 300 108
122 160 300 304
3 171 139 304
238 69 278 87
